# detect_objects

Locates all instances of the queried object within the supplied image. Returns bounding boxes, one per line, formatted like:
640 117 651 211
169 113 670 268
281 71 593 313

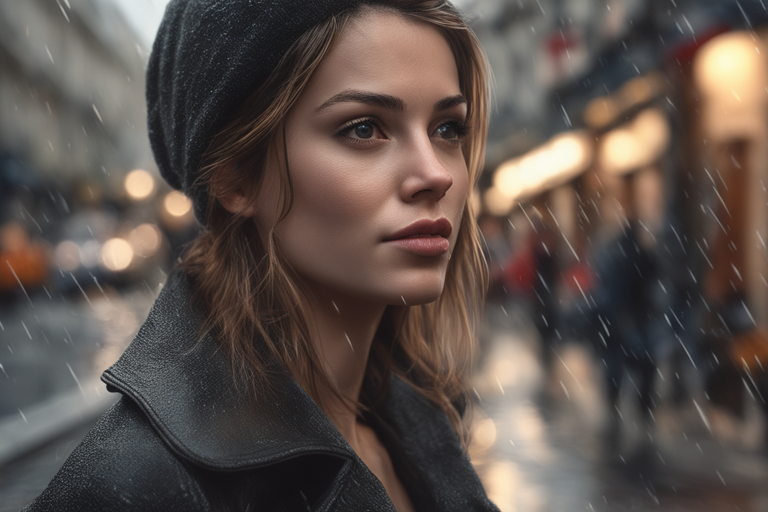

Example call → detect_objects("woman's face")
255 9 469 306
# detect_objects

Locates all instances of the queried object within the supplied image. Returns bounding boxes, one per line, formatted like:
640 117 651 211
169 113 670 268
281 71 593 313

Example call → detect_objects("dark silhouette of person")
591 221 657 447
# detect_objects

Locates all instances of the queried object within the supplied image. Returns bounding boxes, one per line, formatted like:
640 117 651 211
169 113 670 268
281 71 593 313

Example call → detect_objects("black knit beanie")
146 0 372 223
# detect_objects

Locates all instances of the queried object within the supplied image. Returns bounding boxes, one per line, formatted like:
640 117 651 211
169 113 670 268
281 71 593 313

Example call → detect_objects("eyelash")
336 117 384 144
335 117 471 146
441 120 471 146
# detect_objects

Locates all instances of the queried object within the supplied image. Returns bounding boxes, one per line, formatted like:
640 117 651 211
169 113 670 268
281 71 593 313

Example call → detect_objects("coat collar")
101 269 356 470
102 269 497 511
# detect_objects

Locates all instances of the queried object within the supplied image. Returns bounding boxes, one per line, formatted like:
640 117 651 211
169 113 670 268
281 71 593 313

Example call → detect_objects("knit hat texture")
146 0 369 223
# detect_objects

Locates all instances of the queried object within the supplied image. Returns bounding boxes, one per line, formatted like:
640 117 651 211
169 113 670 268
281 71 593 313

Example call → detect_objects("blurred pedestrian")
591 221 658 448
478 213 511 304
502 215 559 377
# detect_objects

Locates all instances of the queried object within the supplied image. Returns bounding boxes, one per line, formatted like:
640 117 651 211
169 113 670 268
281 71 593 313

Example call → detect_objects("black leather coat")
23 271 499 511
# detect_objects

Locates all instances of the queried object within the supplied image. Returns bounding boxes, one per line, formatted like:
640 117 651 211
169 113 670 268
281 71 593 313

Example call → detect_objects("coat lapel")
101 270 355 471
370 378 499 511
102 268 496 511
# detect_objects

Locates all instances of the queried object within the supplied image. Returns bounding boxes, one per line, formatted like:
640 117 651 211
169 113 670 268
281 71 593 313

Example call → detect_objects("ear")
218 188 256 218
212 162 257 218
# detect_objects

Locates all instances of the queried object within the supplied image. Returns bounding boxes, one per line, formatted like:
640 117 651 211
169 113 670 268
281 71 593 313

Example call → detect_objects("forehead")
299 9 462 108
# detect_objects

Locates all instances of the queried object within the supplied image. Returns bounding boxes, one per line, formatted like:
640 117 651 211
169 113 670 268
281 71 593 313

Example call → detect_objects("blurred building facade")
471 0 768 453
0 0 195 428
473 0 768 324
0 0 151 189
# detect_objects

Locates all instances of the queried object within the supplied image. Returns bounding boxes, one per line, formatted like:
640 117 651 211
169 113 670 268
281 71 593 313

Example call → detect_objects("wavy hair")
182 0 490 444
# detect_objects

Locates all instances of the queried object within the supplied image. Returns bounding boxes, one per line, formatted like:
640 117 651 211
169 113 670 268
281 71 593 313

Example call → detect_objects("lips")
384 218 452 257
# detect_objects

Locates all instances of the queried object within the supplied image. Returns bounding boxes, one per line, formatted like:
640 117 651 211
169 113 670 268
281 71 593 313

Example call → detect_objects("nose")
399 138 454 202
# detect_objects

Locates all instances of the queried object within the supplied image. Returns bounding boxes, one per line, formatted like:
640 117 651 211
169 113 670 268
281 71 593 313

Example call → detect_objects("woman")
25 1 496 510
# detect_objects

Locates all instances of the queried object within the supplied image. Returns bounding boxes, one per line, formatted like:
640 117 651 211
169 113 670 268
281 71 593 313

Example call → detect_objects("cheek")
274 149 389 259
286 148 389 227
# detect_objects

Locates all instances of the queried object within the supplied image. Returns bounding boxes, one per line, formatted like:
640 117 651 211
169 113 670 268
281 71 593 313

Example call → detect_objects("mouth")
383 218 452 257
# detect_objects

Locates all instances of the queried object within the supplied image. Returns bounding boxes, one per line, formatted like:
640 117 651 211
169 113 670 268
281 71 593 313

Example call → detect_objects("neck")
300 282 386 442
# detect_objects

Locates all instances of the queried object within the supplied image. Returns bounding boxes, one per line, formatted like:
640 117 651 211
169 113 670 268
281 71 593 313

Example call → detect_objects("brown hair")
183 0 490 444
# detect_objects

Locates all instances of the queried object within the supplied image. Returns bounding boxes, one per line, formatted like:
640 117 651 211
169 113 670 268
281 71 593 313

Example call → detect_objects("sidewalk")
0 285 155 511
3 296 768 511
470 303 768 512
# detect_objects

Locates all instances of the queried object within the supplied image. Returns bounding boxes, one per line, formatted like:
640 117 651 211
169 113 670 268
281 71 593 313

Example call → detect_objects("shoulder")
23 397 210 512
25 396 347 512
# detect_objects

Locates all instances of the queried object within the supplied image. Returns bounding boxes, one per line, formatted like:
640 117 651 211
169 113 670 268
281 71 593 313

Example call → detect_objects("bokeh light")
493 131 592 204
163 190 192 217
80 240 101 268
54 241 81 272
484 186 515 216
128 223 162 258
124 169 155 201
695 31 767 107
100 238 134 272
600 108 670 175
473 417 498 452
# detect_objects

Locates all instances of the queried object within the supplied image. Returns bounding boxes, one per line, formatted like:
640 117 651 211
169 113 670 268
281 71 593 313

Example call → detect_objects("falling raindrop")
344 333 354 352
6 261 33 306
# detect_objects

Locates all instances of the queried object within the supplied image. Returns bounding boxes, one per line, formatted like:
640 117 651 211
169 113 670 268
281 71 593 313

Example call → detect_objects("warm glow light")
54 241 81 272
164 190 192 217
584 72 663 129
473 418 497 451
128 223 162 258
100 238 134 271
620 74 656 107
634 108 670 157
600 108 670 175
695 32 766 106
124 170 155 201
584 97 618 129
80 240 100 268
484 186 515 216
492 131 592 202
601 128 638 174
694 31 768 140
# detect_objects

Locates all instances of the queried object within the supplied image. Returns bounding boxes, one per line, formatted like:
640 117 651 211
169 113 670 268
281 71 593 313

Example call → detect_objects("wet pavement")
471 303 768 511
0 280 156 512
0 283 157 417
2 297 768 511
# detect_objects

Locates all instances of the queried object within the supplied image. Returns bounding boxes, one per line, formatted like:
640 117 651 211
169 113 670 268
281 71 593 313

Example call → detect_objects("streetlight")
124 169 156 201
600 108 670 175
491 130 592 210
694 31 767 141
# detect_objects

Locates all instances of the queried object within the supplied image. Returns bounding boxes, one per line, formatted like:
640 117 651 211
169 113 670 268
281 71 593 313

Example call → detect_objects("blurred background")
2 0 768 510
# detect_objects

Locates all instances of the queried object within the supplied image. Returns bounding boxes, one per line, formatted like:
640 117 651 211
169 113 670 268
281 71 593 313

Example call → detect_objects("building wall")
0 0 151 184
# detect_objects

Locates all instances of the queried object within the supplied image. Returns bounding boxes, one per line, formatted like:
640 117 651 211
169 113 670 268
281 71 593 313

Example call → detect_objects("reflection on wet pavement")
4 295 768 511
0 286 155 417
471 304 768 512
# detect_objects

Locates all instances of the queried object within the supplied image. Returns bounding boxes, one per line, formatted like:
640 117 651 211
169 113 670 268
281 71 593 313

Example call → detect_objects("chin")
383 276 446 306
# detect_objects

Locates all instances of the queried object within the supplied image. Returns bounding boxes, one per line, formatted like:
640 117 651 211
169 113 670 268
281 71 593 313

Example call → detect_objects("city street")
3 298 768 511
472 304 768 512
4 0 768 510
0 282 157 511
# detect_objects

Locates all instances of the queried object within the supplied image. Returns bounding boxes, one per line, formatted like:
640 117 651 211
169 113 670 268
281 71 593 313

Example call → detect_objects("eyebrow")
434 94 467 113
315 89 467 114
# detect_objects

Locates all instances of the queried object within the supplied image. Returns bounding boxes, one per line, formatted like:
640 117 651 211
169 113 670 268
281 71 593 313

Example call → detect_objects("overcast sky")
109 0 170 48
109 0 475 49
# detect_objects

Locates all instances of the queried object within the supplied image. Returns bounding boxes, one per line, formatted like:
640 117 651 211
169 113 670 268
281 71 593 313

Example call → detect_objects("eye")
336 117 386 144
433 120 470 145
353 122 375 139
